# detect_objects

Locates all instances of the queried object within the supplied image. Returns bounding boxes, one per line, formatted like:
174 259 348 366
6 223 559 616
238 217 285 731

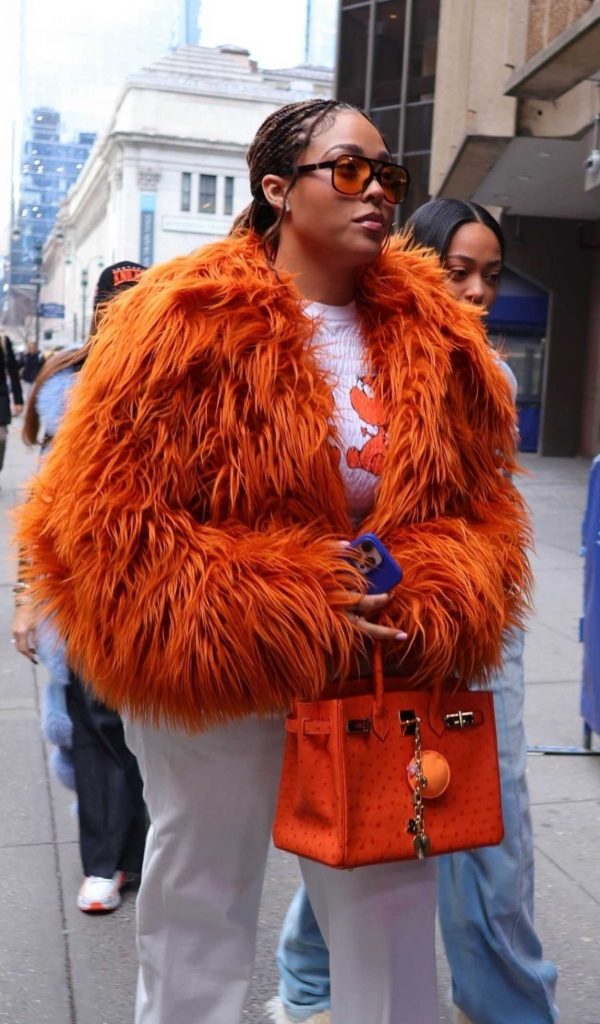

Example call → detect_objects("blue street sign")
38 302 65 319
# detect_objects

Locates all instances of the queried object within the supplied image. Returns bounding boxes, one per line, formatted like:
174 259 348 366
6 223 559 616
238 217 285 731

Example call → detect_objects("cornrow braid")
232 99 371 259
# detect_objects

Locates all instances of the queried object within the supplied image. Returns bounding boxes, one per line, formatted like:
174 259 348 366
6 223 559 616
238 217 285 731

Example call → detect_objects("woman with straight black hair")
17 104 530 1024
407 197 505 265
13 263 148 915
410 198 558 1024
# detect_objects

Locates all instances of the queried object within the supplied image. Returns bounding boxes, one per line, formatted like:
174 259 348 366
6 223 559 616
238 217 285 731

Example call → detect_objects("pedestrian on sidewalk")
0 334 24 487
16 101 530 1024
20 340 45 405
269 200 558 1024
12 262 148 915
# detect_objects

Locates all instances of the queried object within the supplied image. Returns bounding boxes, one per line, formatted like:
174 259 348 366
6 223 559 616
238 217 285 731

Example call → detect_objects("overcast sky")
0 0 310 242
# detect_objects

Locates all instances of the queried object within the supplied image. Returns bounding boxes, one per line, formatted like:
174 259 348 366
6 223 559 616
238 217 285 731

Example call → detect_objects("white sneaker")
77 871 125 913
264 996 331 1024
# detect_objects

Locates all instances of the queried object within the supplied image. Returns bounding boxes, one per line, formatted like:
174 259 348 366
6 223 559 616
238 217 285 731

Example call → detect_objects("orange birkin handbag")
273 643 503 868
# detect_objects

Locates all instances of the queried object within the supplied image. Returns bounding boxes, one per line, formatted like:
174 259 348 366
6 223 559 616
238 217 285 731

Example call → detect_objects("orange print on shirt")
347 375 387 476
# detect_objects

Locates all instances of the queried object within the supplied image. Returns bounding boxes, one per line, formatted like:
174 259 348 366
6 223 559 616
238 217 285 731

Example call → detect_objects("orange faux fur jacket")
17 232 531 730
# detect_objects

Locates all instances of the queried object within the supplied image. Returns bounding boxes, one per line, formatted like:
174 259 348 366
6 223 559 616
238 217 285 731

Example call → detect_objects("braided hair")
232 99 376 258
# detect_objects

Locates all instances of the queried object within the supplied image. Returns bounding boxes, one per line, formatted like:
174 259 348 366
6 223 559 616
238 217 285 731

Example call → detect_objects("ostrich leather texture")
273 654 503 868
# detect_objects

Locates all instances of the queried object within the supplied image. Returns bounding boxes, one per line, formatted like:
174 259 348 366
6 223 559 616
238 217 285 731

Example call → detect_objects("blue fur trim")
37 617 73 791
41 683 72 748
36 366 77 439
37 618 70 688
50 746 76 792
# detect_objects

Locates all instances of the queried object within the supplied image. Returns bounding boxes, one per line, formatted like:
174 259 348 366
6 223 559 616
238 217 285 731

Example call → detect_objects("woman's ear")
261 174 288 214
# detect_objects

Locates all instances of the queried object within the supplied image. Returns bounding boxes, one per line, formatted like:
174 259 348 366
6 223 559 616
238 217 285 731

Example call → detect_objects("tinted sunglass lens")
380 168 408 203
333 156 371 194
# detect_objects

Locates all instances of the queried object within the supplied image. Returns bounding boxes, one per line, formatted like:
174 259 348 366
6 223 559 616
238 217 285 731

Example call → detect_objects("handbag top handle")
372 640 385 715
372 640 451 725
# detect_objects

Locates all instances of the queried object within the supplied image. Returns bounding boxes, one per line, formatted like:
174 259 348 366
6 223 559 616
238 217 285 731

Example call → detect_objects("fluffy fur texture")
17 233 531 730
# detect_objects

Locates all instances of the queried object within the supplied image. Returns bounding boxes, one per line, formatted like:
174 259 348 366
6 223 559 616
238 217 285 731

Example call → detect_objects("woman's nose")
464 277 486 305
362 174 386 205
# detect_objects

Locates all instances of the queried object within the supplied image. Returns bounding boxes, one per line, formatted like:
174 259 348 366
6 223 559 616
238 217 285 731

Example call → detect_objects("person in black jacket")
0 334 24 482
20 340 45 403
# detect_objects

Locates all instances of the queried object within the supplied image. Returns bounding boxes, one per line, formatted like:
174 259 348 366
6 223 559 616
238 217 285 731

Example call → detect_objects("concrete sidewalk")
1 434 598 1024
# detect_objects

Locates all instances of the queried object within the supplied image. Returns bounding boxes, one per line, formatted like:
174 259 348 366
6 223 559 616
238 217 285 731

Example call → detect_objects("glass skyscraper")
9 108 95 287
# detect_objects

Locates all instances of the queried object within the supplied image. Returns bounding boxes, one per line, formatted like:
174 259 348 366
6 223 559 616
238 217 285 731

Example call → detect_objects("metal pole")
397 0 414 164
363 0 377 114
35 279 40 348
33 245 42 350
80 269 87 343
394 0 414 230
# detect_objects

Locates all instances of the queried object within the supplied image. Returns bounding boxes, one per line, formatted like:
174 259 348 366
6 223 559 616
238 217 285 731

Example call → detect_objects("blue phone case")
349 533 403 594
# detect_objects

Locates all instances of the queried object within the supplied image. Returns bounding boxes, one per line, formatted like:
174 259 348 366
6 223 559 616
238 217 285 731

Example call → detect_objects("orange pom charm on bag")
273 643 503 868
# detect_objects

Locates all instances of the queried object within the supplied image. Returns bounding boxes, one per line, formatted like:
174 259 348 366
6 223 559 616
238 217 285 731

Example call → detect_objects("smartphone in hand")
349 533 403 595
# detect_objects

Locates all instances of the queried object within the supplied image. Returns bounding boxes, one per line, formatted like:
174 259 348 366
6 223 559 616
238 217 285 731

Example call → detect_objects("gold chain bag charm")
403 714 431 858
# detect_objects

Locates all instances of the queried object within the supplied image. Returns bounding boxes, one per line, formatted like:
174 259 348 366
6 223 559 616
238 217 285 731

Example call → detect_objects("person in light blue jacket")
12 262 148 916
267 200 558 1024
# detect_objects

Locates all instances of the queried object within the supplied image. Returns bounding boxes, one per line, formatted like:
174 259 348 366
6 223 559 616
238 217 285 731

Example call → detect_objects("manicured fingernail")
395 631 408 640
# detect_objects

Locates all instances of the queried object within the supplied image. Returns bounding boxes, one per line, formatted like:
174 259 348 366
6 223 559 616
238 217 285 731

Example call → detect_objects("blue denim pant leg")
438 630 559 1023
277 884 331 1019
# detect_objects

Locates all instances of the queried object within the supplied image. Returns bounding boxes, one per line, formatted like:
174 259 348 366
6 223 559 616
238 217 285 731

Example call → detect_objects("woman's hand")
12 604 38 663
346 591 407 642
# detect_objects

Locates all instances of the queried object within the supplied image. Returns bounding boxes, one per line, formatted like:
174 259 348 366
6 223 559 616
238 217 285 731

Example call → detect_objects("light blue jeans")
276 631 559 1023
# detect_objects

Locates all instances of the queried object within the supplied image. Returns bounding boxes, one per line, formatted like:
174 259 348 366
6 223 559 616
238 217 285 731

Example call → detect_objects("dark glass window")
224 176 235 216
407 0 439 102
404 102 434 155
371 107 400 156
338 4 370 107
400 152 431 220
199 174 216 214
372 0 406 106
181 172 191 212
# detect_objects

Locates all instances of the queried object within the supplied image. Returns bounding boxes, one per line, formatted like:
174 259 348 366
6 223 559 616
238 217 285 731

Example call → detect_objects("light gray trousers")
125 715 439 1024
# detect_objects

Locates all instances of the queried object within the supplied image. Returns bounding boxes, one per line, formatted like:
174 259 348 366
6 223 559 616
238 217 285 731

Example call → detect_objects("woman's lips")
353 213 386 232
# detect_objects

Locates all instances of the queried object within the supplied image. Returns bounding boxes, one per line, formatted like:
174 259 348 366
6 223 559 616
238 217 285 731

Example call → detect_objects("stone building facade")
39 45 332 346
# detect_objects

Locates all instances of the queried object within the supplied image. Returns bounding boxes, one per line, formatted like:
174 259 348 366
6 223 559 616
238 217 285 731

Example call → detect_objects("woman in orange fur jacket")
17 100 530 1024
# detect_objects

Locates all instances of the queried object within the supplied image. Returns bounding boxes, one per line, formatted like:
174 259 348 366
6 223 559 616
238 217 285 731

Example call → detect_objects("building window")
224 176 235 216
337 4 370 107
199 174 217 214
372 0 407 107
407 0 439 102
338 0 440 222
181 172 192 212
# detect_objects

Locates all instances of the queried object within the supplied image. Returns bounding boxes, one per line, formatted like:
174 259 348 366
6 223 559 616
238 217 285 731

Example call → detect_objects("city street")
1 434 598 1024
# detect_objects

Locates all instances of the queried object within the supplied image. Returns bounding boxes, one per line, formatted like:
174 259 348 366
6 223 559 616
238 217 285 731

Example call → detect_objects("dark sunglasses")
296 153 410 205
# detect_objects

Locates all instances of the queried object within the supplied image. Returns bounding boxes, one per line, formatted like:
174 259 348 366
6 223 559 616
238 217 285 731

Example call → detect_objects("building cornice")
106 131 248 156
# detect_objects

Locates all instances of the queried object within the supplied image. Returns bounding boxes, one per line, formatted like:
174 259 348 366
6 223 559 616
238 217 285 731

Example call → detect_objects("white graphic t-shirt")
305 299 387 526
